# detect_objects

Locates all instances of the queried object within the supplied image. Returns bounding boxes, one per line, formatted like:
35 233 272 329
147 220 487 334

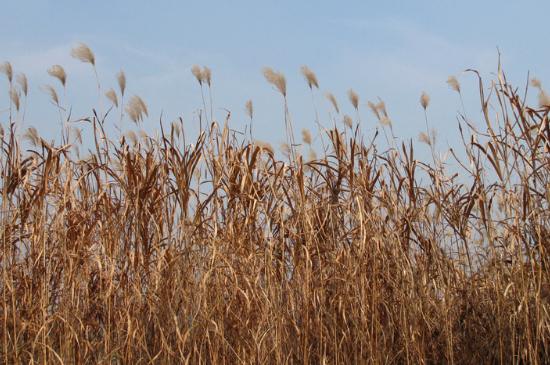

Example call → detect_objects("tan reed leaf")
71 43 95 65
48 65 67 87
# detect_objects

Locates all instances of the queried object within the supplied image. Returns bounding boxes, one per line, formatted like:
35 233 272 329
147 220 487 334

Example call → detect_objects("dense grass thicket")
1 45 550 364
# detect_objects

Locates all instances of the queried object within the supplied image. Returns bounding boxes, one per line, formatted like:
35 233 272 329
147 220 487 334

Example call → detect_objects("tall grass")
1 47 549 364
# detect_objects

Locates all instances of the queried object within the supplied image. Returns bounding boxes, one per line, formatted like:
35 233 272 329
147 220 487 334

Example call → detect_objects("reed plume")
262 67 286 97
70 43 95 65
300 65 319 89
0 61 13 83
347 89 359 109
47 65 67 87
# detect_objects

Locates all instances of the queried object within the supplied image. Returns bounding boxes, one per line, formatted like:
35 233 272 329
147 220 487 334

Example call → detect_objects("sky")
1 0 549 168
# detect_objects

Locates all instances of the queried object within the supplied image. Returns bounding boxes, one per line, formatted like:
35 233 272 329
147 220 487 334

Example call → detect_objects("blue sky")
1 0 549 166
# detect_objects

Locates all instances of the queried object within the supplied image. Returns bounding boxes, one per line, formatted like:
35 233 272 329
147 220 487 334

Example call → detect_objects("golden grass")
1 48 549 364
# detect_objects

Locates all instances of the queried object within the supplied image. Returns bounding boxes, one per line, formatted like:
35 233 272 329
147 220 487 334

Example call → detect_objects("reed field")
1 44 549 364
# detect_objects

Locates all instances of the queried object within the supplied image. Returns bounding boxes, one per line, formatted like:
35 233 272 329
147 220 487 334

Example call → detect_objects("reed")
1 47 549 364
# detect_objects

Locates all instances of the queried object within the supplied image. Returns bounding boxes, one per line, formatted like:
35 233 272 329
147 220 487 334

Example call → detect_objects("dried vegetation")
1 48 549 364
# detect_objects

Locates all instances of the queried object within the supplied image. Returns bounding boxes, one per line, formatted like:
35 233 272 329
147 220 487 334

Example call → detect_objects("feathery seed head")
48 65 67 87
420 92 430 110
42 84 59 105
418 131 431 146
105 88 118 108
300 65 319 89
380 116 392 128
192 167 201 182
71 126 83 145
125 130 138 145
138 129 148 143
348 89 359 109
125 94 148 124
331 131 348 153
262 67 286 97
9 87 20 111
538 90 550 108
343 115 353 129
430 127 437 142
530 78 542 89
1 61 13 83
201 66 211 86
376 99 387 117
302 129 312 145
245 100 253 119
17 73 28 96
135 95 148 117
191 65 202 85
254 140 274 154
325 92 339 114
170 121 181 138
367 101 380 120
70 43 95 65
278 142 291 159
116 70 126 96
23 126 40 147
308 149 317 162
446 76 461 93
